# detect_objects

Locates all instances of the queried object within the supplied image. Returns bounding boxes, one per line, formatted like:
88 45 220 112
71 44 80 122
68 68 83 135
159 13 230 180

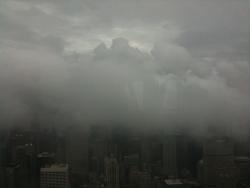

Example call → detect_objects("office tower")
235 156 250 181
5 129 37 188
202 137 237 188
90 139 108 175
152 176 162 188
14 145 37 188
127 136 140 155
141 135 151 165
56 131 66 163
40 164 70 188
37 152 55 187
129 166 140 188
38 128 57 153
66 126 88 180
138 171 151 188
0 132 7 187
176 135 189 177
151 134 163 177
163 134 178 177
3 161 35 188
90 125 109 175
129 167 151 188
187 138 203 177
37 152 55 168
123 155 139 187
124 154 139 168
151 137 162 164
105 157 120 188
4 163 21 188
0 132 7 164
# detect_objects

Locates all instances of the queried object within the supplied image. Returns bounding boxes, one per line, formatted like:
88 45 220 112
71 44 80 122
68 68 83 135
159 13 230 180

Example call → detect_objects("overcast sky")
0 0 249 135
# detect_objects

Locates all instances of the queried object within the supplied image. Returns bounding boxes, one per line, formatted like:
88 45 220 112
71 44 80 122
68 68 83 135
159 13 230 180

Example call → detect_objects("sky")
0 0 249 135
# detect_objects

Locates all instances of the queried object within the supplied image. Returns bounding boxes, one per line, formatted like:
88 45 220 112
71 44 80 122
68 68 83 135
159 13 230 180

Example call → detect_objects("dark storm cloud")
0 0 249 135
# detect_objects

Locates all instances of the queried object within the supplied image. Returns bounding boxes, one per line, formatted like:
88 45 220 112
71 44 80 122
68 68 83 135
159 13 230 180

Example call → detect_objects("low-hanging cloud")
0 36 250 136
0 0 249 137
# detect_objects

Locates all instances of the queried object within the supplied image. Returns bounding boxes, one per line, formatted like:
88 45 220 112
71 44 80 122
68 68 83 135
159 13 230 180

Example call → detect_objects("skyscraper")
105 157 120 188
163 134 177 177
202 137 237 188
66 126 89 180
138 171 151 188
0 132 7 187
40 164 70 188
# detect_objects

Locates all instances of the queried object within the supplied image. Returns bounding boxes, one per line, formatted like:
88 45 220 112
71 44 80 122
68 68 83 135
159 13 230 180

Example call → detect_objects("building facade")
105 157 120 188
40 164 70 188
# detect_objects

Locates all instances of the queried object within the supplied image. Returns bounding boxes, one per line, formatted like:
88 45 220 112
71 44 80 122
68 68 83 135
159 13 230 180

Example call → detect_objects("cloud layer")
0 0 249 135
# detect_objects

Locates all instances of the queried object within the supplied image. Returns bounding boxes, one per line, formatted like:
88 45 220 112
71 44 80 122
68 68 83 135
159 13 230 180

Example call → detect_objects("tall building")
235 156 250 181
56 131 66 163
176 135 189 177
5 129 37 188
124 154 139 169
129 166 140 188
163 134 178 177
201 137 237 188
4 163 21 188
40 164 70 188
37 152 55 168
90 139 108 175
37 152 55 187
128 167 151 188
105 157 120 188
66 126 89 179
0 132 7 187
141 135 151 165
138 171 151 188
38 129 57 153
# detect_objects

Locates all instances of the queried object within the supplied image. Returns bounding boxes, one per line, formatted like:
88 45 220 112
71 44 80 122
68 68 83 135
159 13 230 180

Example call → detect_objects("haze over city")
0 0 250 188
1 0 250 135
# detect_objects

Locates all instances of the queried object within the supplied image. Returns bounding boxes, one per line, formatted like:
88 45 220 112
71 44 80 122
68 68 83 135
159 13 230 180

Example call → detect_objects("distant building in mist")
105 157 120 188
66 126 88 181
129 166 140 188
3 163 21 188
2 162 36 188
128 166 151 188
199 137 237 188
141 135 151 165
5 129 37 188
138 171 151 188
0 132 7 187
37 152 55 168
163 134 178 177
91 139 108 175
235 156 250 183
40 164 70 188
89 125 109 175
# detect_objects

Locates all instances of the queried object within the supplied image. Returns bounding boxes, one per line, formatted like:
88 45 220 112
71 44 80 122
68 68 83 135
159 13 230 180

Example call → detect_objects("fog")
0 0 249 136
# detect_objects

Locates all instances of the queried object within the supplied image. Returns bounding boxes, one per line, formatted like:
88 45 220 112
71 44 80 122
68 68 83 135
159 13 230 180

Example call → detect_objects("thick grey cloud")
0 0 249 136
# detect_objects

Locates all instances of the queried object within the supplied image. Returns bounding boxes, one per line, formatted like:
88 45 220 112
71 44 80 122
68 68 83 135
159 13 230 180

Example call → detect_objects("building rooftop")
235 156 250 163
38 152 55 158
40 164 68 172
165 179 183 185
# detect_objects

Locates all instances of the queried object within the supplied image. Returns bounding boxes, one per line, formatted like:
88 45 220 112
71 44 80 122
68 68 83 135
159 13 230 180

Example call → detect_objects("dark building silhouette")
163 134 178 177
199 137 238 188
105 157 120 188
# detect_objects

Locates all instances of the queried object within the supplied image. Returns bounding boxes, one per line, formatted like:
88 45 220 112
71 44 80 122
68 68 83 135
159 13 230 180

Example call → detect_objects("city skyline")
0 0 250 187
